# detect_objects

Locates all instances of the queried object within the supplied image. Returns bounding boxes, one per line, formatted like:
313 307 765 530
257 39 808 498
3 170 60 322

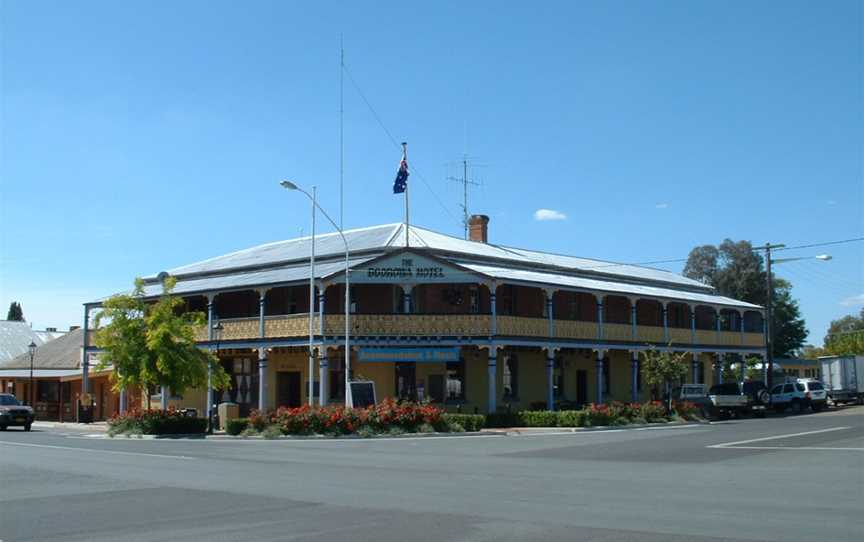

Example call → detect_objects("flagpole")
402 142 409 247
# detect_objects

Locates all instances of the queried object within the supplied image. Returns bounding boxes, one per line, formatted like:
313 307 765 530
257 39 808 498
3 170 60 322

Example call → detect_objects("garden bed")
108 408 207 437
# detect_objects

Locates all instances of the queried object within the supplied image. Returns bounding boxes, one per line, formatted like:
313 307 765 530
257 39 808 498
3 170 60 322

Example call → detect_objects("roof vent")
468 215 489 243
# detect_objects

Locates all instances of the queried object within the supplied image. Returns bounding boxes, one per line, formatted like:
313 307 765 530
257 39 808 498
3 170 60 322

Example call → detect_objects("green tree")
94 277 229 408
6 301 24 321
683 239 807 357
640 347 689 411
824 308 864 342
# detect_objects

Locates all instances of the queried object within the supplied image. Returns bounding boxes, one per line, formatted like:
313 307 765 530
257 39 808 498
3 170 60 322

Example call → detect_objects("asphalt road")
1 407 862 542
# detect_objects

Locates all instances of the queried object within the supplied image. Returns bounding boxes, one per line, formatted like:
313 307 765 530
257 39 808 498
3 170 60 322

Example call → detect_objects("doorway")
276 372 302 408
395 363 416 401
576 370 588 405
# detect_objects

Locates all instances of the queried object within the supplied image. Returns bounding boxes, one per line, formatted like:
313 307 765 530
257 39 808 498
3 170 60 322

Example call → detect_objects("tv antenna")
447 155 483 239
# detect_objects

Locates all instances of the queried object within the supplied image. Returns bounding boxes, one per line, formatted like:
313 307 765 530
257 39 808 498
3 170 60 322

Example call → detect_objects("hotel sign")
357 347 461 363
352 252 476 284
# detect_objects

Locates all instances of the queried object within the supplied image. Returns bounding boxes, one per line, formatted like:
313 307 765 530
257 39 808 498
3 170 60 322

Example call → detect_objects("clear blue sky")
1 0 862 345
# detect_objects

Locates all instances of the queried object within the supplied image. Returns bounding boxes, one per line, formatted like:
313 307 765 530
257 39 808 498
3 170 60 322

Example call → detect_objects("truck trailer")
819 355 864 404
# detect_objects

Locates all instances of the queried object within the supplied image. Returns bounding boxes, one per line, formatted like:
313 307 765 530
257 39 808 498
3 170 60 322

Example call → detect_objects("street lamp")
209 320 224 434
763 246 832 391
28 341 37 407
280 180 352 406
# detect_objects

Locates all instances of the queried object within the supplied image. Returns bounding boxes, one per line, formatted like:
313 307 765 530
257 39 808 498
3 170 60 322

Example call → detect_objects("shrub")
248 409 268 431
262 425 282 439
485 412 525 428
443 414 486 432
584 403 614 426
519 410 561 427
225 418 248 436
640 401 668 423
107 408 207 435
558 410 587 427
673 400 698 421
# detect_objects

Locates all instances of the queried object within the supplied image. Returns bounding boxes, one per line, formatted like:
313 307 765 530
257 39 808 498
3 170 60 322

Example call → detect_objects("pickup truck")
669 384 713 417
707 382 749 419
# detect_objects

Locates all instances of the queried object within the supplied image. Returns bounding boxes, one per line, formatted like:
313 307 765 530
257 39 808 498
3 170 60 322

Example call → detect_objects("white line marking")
715 446 864 451
635 425 704 431
708 426 851 449
0 441 193 460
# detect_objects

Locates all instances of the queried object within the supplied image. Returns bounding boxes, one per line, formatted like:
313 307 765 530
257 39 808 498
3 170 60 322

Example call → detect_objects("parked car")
770 379 828 413
707 382 749 419
740 380 770 418
669 384 713 417
0 393 35 431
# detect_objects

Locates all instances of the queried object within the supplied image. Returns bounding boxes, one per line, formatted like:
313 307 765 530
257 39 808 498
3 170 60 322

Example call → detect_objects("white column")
160 385 168 410
401 284 413 314
258 348 268 411
487 346 497 413
597 296 605 340
545 347 555 411
596 349 605 404
739 310 746 346
662 302 669 343
489 283 497 336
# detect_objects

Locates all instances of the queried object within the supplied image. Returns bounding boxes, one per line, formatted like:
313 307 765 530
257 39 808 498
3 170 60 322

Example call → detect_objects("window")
37 381 59 402
771 384 784 394
469 286 479 314
329 359 345 401
783 384 794 393
808 382 824 391
553 358 564 398
503 354 519 398
446 361 465 401
795 383 805 392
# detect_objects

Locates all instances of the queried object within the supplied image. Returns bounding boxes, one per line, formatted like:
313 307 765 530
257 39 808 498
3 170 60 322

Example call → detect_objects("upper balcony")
87 280 764 350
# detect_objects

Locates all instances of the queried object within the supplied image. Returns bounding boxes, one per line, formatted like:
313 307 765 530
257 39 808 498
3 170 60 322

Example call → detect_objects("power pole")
447 155 480 239
760 242 785 393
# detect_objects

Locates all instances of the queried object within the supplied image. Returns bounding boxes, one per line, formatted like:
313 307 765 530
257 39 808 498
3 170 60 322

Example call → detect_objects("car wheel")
757 390 770 404
790 400 802 414
24 423 31 432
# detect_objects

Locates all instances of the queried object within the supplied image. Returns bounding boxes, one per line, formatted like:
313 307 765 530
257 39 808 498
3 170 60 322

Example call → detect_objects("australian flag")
393 146 409 194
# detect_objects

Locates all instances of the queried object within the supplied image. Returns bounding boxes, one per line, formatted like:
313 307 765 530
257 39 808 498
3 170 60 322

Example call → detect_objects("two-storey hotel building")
81 216 765 416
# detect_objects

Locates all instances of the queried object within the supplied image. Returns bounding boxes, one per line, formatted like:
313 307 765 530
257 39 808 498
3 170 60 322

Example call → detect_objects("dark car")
740 381 770 418
0 393 35 431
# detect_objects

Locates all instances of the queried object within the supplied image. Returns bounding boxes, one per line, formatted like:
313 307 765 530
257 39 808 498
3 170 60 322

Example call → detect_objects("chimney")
468 214 490 243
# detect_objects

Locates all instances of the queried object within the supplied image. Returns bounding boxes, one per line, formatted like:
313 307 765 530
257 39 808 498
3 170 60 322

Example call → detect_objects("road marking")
707 426 851 449
635 425 704 431
714 445 864 451
0 441 194 459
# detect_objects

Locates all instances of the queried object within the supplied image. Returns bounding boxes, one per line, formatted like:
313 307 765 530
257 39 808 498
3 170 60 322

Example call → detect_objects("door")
395 363 417 401
576 370 588 405
276 372 302 408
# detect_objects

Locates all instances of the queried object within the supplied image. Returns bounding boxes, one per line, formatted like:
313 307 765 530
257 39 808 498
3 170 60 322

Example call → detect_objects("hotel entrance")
276 371 301 408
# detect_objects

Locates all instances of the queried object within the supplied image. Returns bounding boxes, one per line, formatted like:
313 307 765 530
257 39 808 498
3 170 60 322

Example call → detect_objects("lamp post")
280 180 352 406
763 247 832 392
209 321 223 434
28 341 37 407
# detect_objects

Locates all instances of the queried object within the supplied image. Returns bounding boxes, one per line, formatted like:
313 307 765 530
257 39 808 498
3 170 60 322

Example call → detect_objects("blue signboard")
357 347 461 363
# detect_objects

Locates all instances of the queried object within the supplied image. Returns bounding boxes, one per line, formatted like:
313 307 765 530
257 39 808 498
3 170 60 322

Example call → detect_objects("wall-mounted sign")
348 381 376 408
357 347 461 363
350 252 478 285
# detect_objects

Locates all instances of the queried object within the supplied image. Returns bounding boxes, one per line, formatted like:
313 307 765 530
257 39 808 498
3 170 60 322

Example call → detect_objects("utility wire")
341 62 459 224
773 237 864 252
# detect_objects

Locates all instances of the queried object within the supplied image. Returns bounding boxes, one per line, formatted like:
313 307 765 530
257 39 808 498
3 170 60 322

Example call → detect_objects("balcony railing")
87 312 763 349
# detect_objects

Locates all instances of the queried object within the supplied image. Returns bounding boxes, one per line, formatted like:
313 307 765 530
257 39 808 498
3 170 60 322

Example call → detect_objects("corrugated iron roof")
458 262 762 310
0 328 83 370
0 321 66 364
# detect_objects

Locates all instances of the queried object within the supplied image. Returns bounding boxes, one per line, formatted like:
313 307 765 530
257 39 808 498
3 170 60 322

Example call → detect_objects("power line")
341 62 459 224
773 237 864 252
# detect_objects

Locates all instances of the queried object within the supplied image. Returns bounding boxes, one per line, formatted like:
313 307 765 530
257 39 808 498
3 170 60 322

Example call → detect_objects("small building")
0 328 130 421
79 218 766 416
774 358 821 380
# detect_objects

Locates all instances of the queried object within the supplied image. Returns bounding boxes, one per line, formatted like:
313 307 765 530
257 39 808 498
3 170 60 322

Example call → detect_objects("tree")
683 239 807 357
6 301 24 321
640 347 689 411
94 277 229 408
821 309 864 355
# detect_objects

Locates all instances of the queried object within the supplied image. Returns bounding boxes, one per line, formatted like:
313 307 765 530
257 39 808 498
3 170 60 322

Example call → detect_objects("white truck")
819 355 864 405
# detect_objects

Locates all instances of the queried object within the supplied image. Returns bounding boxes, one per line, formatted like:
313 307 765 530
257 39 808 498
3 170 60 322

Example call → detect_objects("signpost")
348 381 376 408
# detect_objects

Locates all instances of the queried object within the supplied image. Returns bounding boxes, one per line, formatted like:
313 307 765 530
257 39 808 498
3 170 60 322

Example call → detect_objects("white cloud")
655 203 669 209
840 294 864 307
534 209 567 221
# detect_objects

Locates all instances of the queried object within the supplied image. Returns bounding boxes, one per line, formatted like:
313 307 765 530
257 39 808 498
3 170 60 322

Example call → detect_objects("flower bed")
108 408 207 436
232 400 485 438
485 401 683 428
